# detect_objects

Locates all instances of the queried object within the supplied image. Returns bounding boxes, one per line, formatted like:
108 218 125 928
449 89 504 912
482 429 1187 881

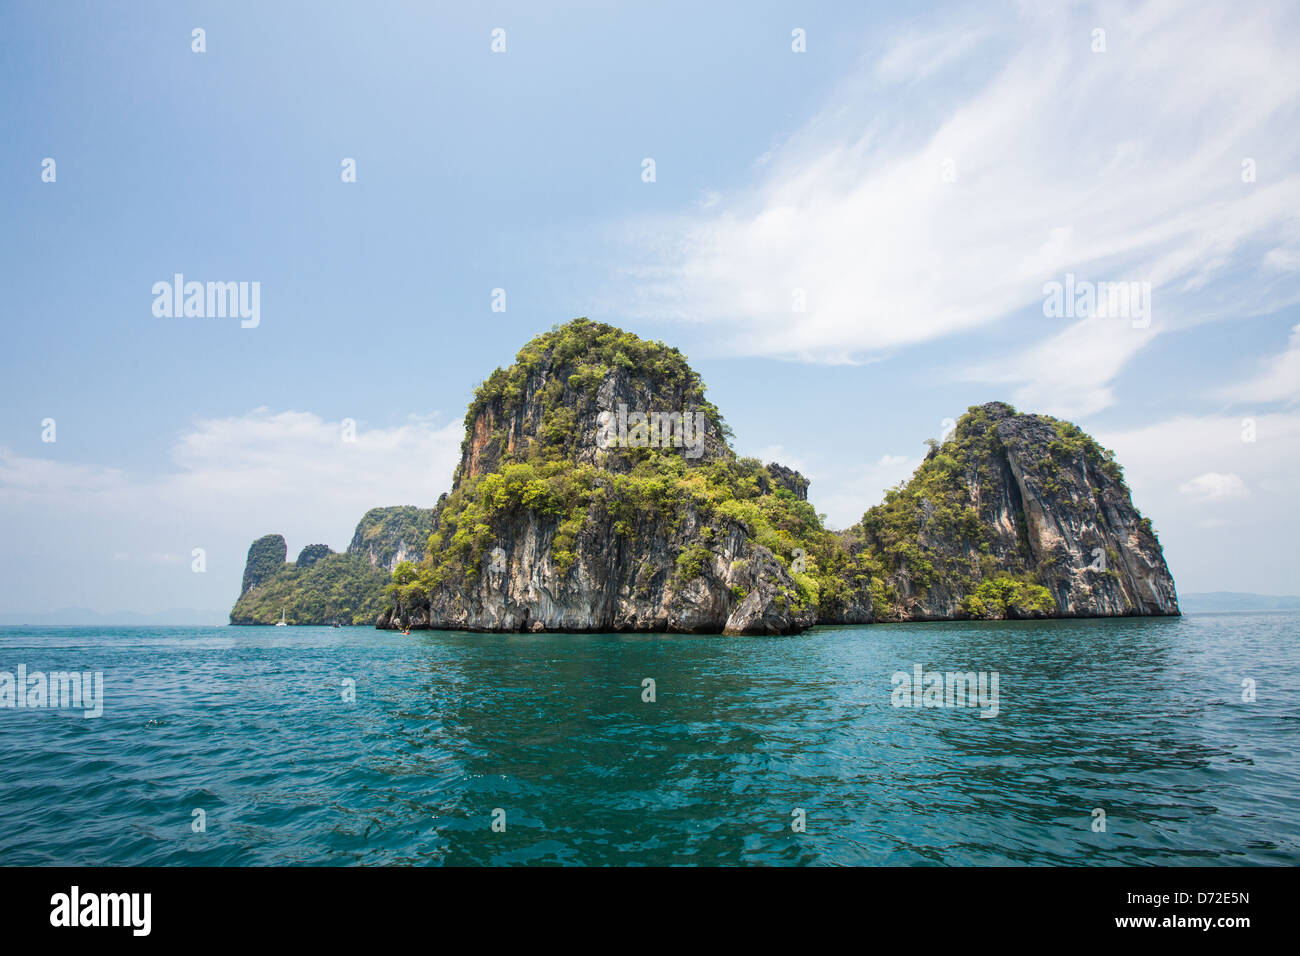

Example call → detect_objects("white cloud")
966 316 1159 417
814 453 922 530
608 0 1300 416
1264 247 1300 271
0 454 125 494
164 407 460 510
1179 472 1249 501
0 409 464 614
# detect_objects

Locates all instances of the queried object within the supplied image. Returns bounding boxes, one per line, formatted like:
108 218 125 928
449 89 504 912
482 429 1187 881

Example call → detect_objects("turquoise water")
0 612 1296 865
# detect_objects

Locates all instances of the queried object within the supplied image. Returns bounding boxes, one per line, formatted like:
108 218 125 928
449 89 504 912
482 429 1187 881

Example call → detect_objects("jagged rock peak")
765 463 810 501
241 534 286 594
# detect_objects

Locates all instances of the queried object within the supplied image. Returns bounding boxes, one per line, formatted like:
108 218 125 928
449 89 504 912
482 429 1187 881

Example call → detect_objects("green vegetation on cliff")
457 317 732 480
402 451 859 618
296 544 332 569
855 403 1016 614
348 505 434 569
230 505 435 626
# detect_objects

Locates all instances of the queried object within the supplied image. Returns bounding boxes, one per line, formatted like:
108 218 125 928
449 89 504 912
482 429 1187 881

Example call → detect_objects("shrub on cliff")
960 574 1056 619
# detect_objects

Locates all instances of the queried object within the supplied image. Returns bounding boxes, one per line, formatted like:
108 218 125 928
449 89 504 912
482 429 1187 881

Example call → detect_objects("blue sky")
2 0 1298 615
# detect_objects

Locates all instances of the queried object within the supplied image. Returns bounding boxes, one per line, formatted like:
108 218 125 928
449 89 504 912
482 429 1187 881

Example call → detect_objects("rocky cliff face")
852 402 1178 621
346 506 434 572
996 410 1177 616
380 497 812 635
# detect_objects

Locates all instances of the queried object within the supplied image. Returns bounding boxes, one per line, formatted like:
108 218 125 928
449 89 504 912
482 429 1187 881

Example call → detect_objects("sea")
0 612 1296 865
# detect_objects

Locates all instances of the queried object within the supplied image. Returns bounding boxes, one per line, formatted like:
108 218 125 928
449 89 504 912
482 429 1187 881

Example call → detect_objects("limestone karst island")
230 318 1179 633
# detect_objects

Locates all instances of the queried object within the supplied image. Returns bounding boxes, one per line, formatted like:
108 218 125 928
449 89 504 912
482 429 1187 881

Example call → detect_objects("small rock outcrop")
765 463 810 501
296 544 333 569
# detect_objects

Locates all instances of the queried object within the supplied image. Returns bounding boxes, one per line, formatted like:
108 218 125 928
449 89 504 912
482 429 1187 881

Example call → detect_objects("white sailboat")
275 606 288 627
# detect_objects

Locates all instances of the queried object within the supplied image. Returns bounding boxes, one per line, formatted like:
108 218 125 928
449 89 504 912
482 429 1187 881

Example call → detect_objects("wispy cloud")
608 0 1300 416
965 316 1160 417
1215 322 1300 405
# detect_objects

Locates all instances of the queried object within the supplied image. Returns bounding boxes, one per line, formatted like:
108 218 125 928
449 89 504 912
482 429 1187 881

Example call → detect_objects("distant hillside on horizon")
0 608 230 626
1180 592 1300 612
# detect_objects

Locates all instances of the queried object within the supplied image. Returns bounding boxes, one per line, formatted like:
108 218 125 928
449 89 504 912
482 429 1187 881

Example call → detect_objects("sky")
1 0 1298 616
